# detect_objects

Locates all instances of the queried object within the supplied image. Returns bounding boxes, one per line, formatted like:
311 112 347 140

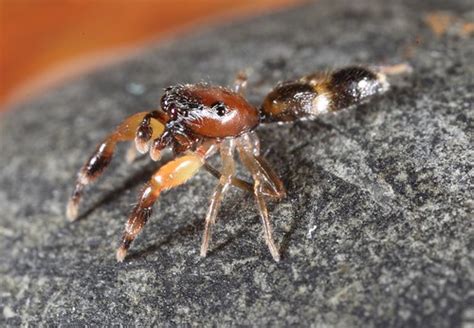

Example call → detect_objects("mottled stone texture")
0 0 473 326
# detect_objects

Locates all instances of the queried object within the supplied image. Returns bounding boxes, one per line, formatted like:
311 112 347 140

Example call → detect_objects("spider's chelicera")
67 64 409 262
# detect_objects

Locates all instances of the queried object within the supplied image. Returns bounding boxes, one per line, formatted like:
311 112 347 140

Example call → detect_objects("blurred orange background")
0 0 301 112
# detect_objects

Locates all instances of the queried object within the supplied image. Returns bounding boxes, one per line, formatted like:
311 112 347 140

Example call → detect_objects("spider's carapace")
161 84 260 138
67 64 409 262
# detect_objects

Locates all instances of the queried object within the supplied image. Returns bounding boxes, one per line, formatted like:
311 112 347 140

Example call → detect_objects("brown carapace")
67 64 409 262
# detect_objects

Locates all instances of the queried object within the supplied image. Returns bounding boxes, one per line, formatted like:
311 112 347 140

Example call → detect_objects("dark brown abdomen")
260 66 389 123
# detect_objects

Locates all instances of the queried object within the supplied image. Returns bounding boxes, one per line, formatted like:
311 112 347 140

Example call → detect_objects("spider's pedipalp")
149 131 172 161
134 110 167 154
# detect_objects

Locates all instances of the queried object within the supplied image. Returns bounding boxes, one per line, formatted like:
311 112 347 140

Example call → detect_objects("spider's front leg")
66 112 164 221
116 144 215 262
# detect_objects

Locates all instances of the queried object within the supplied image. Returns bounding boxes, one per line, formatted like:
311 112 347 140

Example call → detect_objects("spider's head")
160 84 259 138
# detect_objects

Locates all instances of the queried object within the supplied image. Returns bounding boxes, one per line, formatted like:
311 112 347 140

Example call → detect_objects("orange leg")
66 112 164 221
116 152 205 262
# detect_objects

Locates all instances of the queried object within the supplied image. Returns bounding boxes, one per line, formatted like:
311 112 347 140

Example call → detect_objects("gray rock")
1 0 472 326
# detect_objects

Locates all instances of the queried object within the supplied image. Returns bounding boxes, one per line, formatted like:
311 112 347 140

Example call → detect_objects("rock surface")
0 0 473 326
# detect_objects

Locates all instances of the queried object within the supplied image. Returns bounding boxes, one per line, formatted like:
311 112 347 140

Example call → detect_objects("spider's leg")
116 148 212 262
237 134 282 262
252 155 286 200
66 112 165 221
204 153 284 198
200 140 236 258
233 69 251 96
203 162 254 194
375 63 413 76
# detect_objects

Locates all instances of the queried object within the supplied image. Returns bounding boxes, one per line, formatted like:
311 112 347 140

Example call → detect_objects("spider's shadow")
127 215 204 261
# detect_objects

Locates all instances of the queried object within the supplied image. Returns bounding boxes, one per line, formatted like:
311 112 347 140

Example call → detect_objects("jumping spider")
67 64 409 262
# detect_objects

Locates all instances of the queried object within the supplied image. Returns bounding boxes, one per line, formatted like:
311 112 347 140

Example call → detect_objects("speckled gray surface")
1 0 473 327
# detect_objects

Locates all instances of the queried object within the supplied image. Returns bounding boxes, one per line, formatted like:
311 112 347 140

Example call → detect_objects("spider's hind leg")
66 112 164 221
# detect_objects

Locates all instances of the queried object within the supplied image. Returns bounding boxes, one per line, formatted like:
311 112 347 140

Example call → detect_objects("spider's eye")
169 104 178 120
212 102 227 116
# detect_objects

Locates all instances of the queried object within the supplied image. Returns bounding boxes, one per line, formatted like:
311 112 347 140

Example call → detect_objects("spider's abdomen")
261 66 389 123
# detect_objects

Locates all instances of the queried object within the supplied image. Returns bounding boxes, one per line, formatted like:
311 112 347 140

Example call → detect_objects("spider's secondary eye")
212 102 226 116
169 104 178 120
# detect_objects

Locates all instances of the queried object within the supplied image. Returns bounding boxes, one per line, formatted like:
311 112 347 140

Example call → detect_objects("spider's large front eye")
212 102 227 116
